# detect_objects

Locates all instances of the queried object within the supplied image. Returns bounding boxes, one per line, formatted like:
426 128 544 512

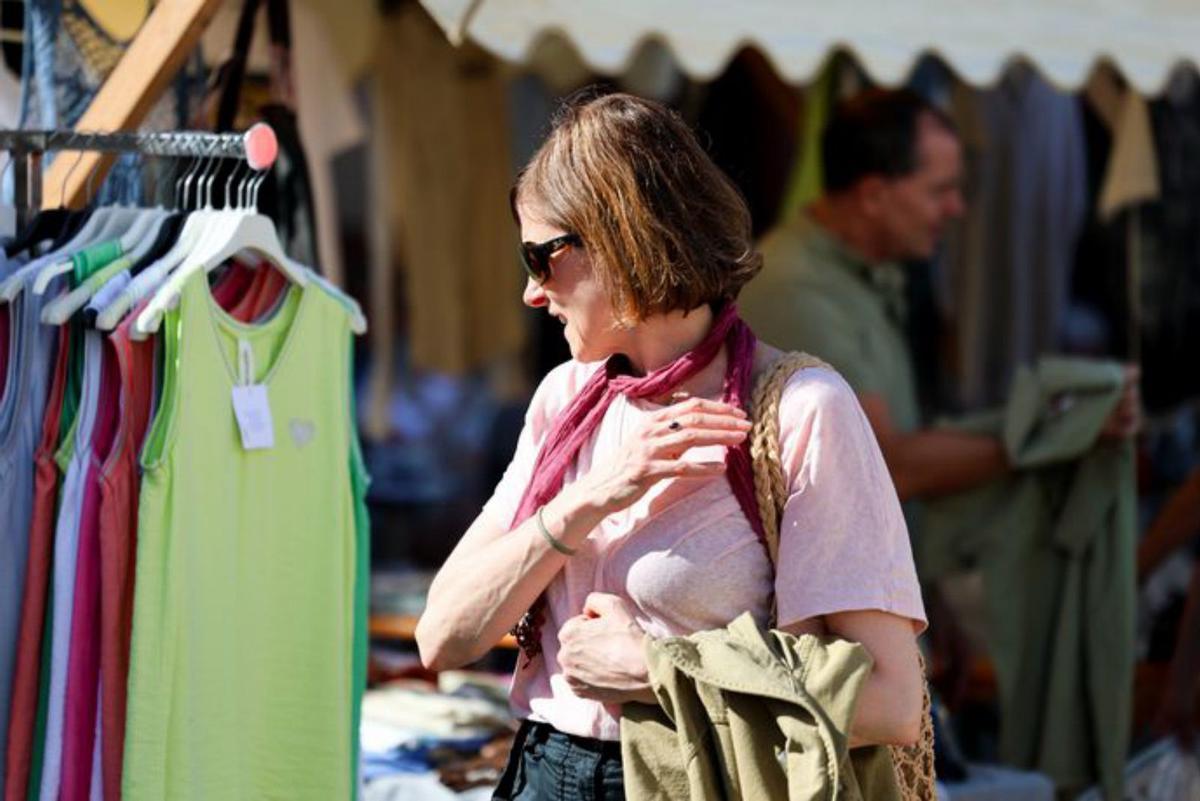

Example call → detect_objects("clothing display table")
370 614 517 650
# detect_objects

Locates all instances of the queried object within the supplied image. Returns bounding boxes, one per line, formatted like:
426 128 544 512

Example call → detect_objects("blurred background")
2 1 1200 798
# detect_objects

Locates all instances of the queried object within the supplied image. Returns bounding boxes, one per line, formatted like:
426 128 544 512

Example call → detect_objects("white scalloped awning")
418 0 1200 94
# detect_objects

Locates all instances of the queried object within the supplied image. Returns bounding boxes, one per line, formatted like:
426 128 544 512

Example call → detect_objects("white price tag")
232 384 275 450
231 339 273 450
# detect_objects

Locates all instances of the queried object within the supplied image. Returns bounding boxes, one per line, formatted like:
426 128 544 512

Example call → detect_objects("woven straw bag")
748 352 937 800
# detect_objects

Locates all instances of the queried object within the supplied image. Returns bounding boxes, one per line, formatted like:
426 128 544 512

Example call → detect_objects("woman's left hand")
558 593 656 705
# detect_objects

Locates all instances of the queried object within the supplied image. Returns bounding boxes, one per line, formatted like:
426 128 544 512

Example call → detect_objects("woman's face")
519 201 625 362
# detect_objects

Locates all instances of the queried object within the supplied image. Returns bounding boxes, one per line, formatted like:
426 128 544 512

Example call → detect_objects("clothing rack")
0 125 277 228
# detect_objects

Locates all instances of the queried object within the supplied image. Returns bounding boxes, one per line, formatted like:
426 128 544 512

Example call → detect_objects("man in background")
740 89 1141 701
743 88 1139 511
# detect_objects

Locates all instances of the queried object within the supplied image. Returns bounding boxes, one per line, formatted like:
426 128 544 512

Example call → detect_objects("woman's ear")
604 281 638 331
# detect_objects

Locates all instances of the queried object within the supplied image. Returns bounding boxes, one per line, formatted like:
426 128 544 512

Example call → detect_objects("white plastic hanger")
0 251 47 301
0 153 90 301
29 206 144 296
0 155 16 238
111 153 170 256
32 148 177 300
0 210 110 302
42 210 171 325
123 207 171 263
0 226 82 302
116 205 168 257
5 153 184 305
133 168 308 340
95 212 207 330
28 153 124 296
41 257 129 324
97 155 227 330
225 167 365 333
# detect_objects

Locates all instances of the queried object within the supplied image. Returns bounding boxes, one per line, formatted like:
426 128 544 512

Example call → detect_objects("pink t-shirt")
483 359 927 740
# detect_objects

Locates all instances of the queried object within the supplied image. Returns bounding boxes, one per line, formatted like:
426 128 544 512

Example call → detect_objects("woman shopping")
416 90 929 800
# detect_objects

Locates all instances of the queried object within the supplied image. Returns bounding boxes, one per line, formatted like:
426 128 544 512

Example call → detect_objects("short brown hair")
513 90 761 322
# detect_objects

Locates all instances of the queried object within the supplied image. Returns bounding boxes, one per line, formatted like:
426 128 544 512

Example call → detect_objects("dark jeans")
492 720 625 800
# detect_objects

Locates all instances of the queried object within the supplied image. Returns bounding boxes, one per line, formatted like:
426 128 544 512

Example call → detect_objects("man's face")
873 114 965 261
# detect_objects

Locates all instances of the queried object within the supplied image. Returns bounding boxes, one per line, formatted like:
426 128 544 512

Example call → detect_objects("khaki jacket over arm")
620 613 902 801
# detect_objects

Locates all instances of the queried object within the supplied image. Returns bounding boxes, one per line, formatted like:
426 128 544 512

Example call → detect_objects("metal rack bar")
0 129 254 159
0 128 262 228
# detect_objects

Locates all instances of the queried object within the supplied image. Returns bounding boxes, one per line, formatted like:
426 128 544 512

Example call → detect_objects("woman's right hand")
417 396 750 670
572 396 751 517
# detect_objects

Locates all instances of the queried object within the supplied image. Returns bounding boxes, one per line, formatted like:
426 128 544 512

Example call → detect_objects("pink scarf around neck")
511 302 765 542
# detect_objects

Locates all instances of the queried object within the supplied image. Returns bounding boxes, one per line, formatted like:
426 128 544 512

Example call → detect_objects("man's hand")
1100 365 1142 441
557 593 656 705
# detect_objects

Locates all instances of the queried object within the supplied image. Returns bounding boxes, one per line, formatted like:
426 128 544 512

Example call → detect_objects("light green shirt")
919 357 1133 797
123 271 358 800
741 213 920 434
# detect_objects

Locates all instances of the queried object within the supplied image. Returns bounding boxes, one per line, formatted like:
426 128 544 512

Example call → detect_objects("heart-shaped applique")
289 418 315 448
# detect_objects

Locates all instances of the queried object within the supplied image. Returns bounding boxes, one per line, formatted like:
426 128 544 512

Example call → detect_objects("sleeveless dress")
122 271 357 800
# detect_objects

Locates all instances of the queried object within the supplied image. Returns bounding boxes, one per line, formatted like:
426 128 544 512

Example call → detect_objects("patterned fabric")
20 0 206 204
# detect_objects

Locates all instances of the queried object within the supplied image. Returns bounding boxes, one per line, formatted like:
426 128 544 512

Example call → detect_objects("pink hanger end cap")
244 123 278 171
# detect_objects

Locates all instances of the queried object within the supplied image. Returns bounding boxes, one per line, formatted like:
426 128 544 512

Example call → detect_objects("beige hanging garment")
366 3 525 438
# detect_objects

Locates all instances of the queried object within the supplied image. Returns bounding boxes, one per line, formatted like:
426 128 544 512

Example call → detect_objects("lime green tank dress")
122 269 357 800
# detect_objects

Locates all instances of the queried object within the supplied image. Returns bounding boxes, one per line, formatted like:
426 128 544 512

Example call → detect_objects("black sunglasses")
519 233 582 284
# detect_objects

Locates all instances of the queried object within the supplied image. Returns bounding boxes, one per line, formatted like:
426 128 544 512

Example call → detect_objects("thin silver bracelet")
536 505 577 556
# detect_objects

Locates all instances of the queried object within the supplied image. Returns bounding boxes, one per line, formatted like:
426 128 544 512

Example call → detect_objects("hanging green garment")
308 278 371 797
919 357 1135 799
54 257 132 478
59 240 124 454
348 344 370 800
123 270 357 800
777 61 835 224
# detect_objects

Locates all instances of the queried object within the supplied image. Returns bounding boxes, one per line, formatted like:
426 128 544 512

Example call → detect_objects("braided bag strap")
891 682 937 801
748 352 936 801
748 352 827 569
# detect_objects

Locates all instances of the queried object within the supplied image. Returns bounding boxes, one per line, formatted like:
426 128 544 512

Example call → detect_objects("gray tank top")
0 255 64 791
